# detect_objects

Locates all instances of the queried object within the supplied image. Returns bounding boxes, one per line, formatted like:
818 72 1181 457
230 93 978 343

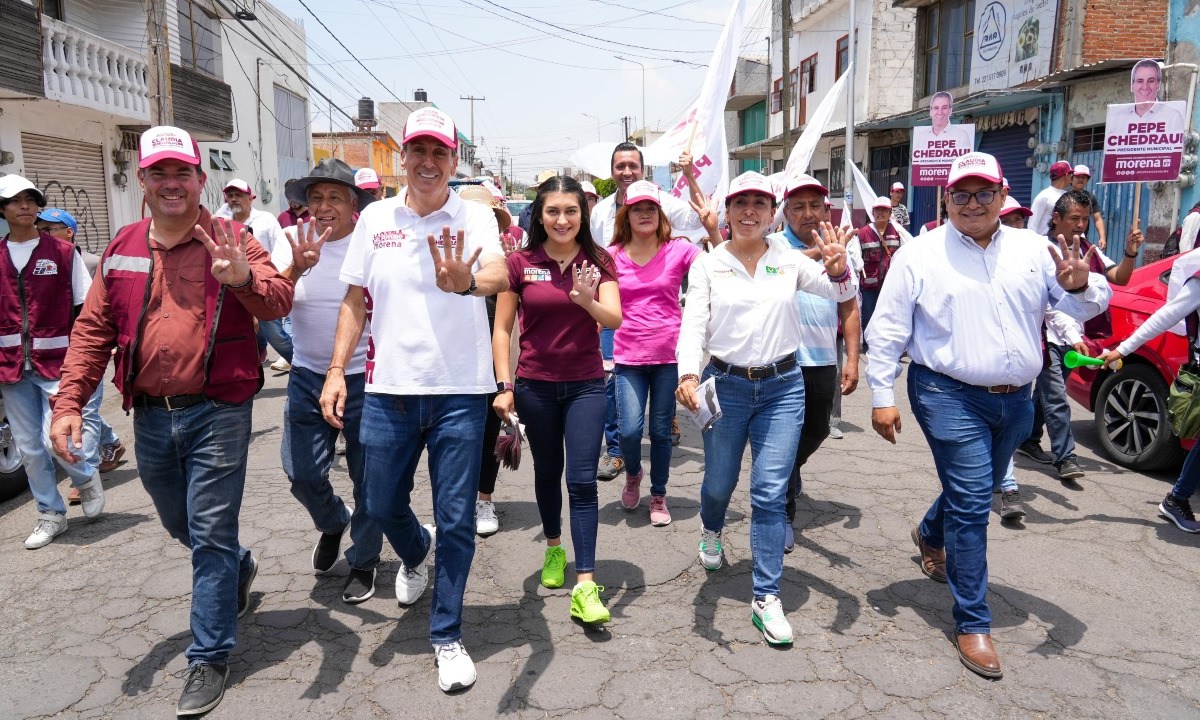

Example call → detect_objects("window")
1072 125 1105 153
836 35 850 79
919 0 975 97
178 1 221 77
771 78 782 113
274 85 308 163
207 149 235 171
798 55 817 126
42 0 65 21
829 145 845 194
789 68 799 109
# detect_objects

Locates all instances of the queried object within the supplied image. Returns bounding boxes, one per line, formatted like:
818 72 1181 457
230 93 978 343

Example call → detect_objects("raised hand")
689 194 720 237
569 261 601 307
500 230 519 257
427 225 482 294
1048 233 1097 291
677 150 694 176
1124 221 1144 258
196 217 252 286
812 221 848 277
288 220 332 273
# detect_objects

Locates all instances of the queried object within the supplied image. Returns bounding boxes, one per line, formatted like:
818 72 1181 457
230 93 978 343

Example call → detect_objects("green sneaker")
570 581 610 624
541 545 567 589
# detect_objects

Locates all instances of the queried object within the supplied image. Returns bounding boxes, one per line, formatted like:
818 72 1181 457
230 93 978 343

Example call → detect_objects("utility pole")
460 95 485 173
499 145 510 195
843 0 857 219
780 0 793 161
145 0 174 124
621 115 633 141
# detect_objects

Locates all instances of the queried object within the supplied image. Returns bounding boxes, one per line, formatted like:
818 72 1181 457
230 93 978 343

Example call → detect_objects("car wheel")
1094 363 1187 471
0 415 29 502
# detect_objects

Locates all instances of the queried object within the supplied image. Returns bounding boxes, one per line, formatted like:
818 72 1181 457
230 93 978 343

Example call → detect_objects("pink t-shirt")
612 238 701 365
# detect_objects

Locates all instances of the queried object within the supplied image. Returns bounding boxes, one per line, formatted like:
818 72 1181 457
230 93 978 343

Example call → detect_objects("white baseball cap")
0 175 46 205
999 196 1033 218
872 196 892 210
624 180 661 207
726 171 777 201
222 179 255 198
946 152 1003 188
580 180 599 198
783 173 828 199
403 107 457 149
1072 164 1091 177
890 182 905 192
354 168 381 189
138 126 201 169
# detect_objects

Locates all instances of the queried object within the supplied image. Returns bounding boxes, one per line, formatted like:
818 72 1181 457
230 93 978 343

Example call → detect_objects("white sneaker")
77 474 105 518
396 524 435 605
433 640 476 692
751 595 793 645
698 528 724 570
828 425 844 440
25 512 67 549
475 500 499 536
270 358 292 372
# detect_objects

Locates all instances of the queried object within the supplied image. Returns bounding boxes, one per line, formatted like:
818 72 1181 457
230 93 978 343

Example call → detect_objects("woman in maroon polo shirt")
492 176 622 625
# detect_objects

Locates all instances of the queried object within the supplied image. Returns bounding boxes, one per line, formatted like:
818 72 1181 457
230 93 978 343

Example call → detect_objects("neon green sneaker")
540 545 566 589
570 581 611 624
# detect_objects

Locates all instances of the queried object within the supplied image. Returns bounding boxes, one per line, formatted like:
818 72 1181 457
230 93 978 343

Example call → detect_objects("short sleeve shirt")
612 239 700 365
507 246 617 382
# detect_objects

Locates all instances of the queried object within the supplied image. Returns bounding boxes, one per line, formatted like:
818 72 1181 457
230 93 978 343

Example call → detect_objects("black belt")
710 354 797 380
134 393 206 411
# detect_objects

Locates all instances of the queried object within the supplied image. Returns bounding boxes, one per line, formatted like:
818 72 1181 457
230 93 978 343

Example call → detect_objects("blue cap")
37 208 77 234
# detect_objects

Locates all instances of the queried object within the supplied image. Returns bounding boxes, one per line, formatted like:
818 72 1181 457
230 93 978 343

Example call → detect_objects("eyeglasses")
947 189 998 206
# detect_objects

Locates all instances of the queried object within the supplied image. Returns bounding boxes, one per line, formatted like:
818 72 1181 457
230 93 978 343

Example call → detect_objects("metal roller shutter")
977 124 1034 208
20 133 112 254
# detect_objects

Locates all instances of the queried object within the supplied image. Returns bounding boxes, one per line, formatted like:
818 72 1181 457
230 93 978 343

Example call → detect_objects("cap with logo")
403 107 457 150
946 152 1004 188
37 207 78 233
726 171 777 201
0 175 47 207
1072 164 1091 177
354 168 381 190
1049 161 1073 179
872 196 892 210
623 180 661 207
223 179 255 198
580 180 599 198
890 182 905 192
138 126 201 169
999 197 1033 218
783 173 828 199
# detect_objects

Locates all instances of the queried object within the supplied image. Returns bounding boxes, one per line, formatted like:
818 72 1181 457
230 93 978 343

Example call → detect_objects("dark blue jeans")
256 316 294 363
514 377 606 574
1026 343 1076 464
360 392 485 644
133 399 256 665
614 363 677 496
600 328 621 458
282 367 381 570
1170 439 1200 501
908 363 1033 634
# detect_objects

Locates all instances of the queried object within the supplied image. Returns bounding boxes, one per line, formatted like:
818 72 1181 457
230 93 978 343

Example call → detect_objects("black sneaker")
1056 457 1085 481
1159 495 1200 533
312 523 348 573
342 567 377 604
237 552 258 619
999 490 1026 520
176 663 229 716
1016 440 1054 464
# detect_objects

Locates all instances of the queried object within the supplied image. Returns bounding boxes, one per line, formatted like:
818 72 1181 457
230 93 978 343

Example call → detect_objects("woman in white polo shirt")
675 171 857 646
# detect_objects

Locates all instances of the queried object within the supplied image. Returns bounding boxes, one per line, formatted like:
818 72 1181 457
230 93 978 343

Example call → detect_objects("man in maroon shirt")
49 126 293 717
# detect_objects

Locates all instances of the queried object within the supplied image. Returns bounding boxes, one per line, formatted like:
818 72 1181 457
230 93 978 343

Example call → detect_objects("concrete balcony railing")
41 15 149 121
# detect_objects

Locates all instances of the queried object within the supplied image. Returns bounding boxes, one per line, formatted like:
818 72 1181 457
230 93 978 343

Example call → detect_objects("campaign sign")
911 124 976 186
1102 101 1186 182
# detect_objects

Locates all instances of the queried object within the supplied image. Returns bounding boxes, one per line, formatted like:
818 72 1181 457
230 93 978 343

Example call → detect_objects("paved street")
2 361 1199 719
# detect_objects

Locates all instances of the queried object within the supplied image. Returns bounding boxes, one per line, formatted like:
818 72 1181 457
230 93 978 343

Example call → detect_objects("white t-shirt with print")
339 188 504 395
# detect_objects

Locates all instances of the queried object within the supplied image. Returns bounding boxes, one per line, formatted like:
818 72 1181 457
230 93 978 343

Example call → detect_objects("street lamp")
582 113 601 141
614 56 646 144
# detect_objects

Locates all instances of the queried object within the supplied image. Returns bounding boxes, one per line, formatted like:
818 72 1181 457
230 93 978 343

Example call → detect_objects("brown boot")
910 525 947 583
955 633 1003 678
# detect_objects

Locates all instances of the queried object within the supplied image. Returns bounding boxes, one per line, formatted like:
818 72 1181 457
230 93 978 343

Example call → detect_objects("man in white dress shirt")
866 152 1111 680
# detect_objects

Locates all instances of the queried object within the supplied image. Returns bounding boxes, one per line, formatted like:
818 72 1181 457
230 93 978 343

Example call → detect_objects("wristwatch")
496 381 514 393
456 273 477 296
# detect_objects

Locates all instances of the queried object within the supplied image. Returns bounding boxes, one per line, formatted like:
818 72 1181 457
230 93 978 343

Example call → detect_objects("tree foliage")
592 178 617 198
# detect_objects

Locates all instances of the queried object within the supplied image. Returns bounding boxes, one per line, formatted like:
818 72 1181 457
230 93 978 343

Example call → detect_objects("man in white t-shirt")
1028 161 1073 235
320 107 507 693
271 158 389 606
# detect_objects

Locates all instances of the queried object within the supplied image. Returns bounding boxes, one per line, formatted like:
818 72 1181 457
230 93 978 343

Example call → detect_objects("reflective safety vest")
0 232 77 383
857 223 901 290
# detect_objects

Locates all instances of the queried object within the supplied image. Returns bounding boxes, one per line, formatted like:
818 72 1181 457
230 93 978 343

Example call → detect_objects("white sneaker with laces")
25 512 67 549
475 500 499 536
270 358 292 372
77 474 105 518
752 595 794 645
396 524 436 605
433 640 476 692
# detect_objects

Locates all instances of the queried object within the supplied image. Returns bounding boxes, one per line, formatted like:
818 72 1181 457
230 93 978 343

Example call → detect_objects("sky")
265 0 771 184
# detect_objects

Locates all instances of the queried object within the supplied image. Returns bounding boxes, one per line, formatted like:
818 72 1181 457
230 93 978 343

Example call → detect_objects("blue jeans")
614 363 677 496
861 289 881 338
257 316 294 363
98 416 119 447
360 392 484 644
515 377 606 573
283 368 381 570
600 328 621 458
908 363 1033 634
1169 439 1200 501
998 457 1019 493
698 360 805 599
1031 343 1076 465
133 399 256 665
2 370 99 515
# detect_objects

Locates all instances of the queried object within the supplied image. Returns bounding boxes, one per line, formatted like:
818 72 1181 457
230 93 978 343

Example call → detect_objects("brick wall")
311 137 372 169
1081 0 1167 63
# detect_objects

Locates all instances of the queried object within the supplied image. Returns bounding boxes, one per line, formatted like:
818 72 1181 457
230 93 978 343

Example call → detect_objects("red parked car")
1066 254 1194 471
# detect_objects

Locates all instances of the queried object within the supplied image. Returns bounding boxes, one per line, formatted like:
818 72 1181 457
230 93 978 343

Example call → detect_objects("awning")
856 89 1050 132
1038 58 1141 88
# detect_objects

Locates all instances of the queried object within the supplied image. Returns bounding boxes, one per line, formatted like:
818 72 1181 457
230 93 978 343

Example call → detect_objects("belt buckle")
748 365 769 380
987 385 1006 394
163 395 174 411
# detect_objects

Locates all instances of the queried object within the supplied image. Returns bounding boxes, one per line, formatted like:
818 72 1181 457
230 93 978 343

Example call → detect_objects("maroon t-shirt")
507 245 617 382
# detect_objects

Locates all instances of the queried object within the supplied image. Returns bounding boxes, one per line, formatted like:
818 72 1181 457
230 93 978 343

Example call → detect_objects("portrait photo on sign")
1101 59 1185 183
910 91 976 186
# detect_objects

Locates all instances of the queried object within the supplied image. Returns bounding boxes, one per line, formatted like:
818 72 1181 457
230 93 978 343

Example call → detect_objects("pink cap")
1049 161 1073 179
354 168 381 189
138 126 201 169
222 178 254 198
1002 176 1010 189
624 180 661 207
726 171 777 201
1072 164 1091 177
946 152 1004 188
890 182 904 192
783 173 828 199
481 179 505 201
403 107 457 149
999 196 1033 218
872 196 892 210
580 180 599 198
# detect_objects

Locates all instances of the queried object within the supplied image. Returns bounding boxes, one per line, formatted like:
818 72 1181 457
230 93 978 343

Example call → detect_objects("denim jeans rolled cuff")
614 363 677 496
132 399 254 664
515 377 605 574
907 363 1033 634
697 360 804 599
283 367 381 570
360 392 484 644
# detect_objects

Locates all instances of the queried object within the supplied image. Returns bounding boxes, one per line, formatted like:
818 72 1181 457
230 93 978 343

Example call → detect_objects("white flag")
849 161 913 241
643 0 747 203
766 63 852 197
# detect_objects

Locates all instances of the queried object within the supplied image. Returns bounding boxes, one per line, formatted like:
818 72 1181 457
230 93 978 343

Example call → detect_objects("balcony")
726 57 769 112
41 15 150 121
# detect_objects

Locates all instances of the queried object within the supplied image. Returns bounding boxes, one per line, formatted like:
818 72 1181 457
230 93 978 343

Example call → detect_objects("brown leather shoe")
910 525 947 583
955 632 1003 678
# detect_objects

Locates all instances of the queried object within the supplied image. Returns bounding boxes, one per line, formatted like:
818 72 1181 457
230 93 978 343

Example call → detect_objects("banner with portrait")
1102 60 1186 183
911 92 975 186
